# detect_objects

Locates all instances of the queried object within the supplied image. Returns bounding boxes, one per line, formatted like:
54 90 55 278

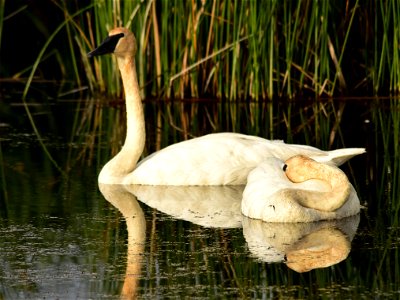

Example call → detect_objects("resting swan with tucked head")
88 27 365 185
242 155 361 222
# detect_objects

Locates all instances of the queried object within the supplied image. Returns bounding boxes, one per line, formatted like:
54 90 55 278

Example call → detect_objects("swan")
88 27 365 185
242 155 361 222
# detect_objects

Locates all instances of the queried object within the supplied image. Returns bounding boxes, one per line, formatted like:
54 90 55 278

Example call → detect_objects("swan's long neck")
99 55 145 184
286 159 351 212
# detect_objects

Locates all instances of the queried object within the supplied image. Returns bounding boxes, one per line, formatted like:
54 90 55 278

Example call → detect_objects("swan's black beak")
87 33 125 58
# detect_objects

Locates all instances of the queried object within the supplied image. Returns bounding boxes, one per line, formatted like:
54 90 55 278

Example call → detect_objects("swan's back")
124 133 364 185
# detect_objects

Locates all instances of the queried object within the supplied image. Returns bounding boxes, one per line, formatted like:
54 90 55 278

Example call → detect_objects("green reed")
63 0 361 100
372 0 400 94
6 0 400 100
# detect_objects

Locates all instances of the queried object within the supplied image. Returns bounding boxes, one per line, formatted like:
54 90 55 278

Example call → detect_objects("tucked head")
87 27 137 58
283 155 320 183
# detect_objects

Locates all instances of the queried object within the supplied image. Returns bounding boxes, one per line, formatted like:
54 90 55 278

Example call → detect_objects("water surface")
0 99 399 299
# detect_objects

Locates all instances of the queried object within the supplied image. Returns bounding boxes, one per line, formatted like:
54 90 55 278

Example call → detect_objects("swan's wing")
314 148 366 166
130 133 271 185
127 132 364 185
251 137 365 166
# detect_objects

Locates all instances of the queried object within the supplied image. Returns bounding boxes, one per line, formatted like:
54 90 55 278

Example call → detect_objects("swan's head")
283 155 320 183
87 27 137 58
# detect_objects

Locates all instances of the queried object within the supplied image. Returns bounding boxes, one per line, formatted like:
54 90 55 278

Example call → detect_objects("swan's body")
89 28 365 186
242 156 361 222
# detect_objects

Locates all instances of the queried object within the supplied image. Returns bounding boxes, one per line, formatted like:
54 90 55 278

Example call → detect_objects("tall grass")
372 0 400 94
4 0 400 100
76 0 381 100
9 1 354 100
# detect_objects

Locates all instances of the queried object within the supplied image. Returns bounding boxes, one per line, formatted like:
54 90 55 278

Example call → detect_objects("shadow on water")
0 97 399 298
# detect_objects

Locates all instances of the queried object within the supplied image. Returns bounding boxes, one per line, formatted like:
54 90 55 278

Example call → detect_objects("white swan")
242 155 361 222
88 27 365 185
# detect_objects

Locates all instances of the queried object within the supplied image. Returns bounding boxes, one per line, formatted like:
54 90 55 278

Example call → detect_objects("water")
0 99 399 299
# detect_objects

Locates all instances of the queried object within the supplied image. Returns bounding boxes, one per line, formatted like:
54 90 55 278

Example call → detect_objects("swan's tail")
317 148 366 166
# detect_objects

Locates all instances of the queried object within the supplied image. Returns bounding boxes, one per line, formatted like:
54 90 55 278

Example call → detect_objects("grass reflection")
366 98 400 224
73 98 361 160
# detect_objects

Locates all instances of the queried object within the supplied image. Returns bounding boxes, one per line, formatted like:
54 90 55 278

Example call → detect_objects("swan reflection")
242 214 360 272
99 183 361 298
99 184 145 299
125 185 244 228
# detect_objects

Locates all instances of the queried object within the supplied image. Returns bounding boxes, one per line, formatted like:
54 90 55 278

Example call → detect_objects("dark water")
0 99 399 299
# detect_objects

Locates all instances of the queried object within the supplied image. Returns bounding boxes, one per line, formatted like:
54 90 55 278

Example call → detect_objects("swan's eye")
283 164 288 172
